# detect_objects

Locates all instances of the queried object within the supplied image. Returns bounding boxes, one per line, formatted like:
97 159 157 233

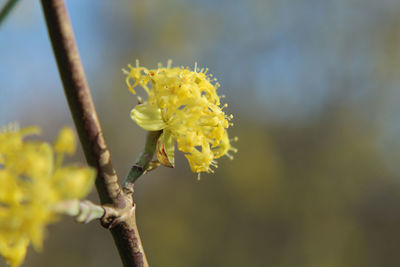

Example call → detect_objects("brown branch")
40 1 148 266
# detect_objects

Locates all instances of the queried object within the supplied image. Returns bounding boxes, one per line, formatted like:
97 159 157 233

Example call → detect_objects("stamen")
230 136 239 142
135 59 140 68
0 122 19 133
167 59 172 68
194 62 198 72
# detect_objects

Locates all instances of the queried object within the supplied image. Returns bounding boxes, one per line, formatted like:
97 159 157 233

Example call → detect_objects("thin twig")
53 199 105 224
0 0 20 27
123 130 162 193
40 1 148 266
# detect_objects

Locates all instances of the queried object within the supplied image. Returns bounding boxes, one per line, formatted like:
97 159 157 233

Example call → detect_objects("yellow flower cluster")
124 61 237 175
0 125 95 267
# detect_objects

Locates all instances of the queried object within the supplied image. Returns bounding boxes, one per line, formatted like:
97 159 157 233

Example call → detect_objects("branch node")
100 204 136 230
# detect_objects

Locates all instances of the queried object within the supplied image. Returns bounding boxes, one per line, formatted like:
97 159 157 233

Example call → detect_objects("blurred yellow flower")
53 127 76 155
0 124 95 267
124 61 237 175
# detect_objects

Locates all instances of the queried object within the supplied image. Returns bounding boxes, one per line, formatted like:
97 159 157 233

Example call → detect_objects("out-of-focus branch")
40 1 148 266
0 0 20 27
53 199 105 224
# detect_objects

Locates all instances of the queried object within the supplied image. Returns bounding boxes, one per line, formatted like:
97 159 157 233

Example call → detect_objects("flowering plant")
0 125 95 267
124 61 237 177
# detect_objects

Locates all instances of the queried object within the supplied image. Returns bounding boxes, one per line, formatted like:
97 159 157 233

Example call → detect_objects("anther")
229 137 238 142
226 153 234 160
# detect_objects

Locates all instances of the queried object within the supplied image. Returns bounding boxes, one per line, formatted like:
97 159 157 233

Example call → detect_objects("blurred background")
1 0 400 266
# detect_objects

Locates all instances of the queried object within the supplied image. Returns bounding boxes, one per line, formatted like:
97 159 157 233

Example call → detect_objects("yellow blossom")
0 124 95 267
53 127 76 155
124 61 237 174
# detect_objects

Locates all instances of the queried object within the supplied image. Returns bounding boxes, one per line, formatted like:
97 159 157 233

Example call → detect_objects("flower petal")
130 104 167 131
52 166 96 199
156 131 175 168
54 127 76 155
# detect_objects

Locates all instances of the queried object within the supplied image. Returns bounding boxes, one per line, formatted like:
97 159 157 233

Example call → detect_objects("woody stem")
41 1 148 266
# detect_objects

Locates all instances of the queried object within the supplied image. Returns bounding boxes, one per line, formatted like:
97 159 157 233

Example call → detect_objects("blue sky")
1 0 400 157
